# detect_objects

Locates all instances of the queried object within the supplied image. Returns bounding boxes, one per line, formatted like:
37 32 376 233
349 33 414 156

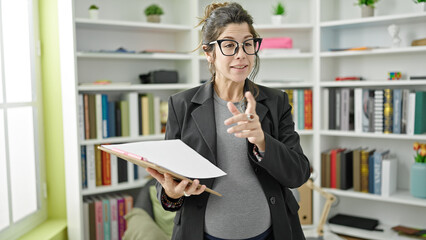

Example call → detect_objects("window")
0 0 46 238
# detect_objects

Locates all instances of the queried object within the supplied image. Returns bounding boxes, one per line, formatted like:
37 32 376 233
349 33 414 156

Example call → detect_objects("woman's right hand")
146 167 207 199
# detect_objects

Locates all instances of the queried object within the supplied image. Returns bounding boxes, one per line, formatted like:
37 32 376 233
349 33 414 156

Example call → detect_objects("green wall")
39 0 66 220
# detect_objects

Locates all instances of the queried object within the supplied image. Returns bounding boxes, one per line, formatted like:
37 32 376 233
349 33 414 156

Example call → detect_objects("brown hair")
196 2 260 97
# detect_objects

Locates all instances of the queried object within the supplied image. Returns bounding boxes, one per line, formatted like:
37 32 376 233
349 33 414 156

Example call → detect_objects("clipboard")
98 141 224 197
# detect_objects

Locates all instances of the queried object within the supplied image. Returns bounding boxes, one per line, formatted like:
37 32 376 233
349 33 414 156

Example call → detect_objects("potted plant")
271 2 286 25
355 0 379 18
413 0 426 12
144 4 164 23
88 5 99 20
410 142 426 199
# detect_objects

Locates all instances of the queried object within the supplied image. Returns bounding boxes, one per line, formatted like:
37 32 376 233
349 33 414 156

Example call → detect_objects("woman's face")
207 22 255 85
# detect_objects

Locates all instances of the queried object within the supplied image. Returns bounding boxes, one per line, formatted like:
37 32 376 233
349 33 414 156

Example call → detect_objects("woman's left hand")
224 91 265 151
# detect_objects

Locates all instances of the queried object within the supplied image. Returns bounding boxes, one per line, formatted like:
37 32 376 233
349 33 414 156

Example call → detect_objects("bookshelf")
58 0 425 239
317 0 426 239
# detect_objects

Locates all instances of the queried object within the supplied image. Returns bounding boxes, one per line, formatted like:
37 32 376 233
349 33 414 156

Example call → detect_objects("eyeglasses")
207 38 262 56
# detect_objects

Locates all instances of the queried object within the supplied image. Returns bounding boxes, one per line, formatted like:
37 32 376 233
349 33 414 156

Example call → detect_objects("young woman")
147 2 310 240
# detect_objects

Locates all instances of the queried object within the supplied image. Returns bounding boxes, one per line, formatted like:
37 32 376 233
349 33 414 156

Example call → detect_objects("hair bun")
196 2 229 28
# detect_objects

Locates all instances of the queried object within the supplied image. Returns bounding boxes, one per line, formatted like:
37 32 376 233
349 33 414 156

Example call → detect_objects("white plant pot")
89 9 99 19
271 15 283 25
414 2 426 12
147 15 161 23
361 5 374 18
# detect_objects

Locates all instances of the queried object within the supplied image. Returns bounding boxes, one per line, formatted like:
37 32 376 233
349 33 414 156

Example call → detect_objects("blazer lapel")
191 82 217 163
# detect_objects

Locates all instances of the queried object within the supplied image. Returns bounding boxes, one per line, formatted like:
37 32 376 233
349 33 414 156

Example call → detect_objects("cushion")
133 178 156 219
149 185 176 237
123 208 169 240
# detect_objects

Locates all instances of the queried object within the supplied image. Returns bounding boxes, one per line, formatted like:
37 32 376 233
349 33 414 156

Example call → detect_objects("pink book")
109 196 119 240
122 194 133 229
117 197 126 240
259 37 293 50
94 197 104 240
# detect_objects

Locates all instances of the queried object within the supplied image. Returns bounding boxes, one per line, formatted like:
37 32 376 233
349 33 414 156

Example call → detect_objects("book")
81 145 87 189
401 89 410 134
323 88 329 130
383 89 393 134
341 88 350 131
125 92 139 137
297 89 304 130
361 149 375 193
393 89 402 134
335 89 341 130
381 158 397 197
99 140 226 196
407 92 416 135
304 89 312 130
101 197 111 240
340 149 353 190
86 144 96 189
374 90 384 133
328 88 336 130
109 196 119 240
353 148 363 192
414 91 426 134
120 100 130 137
354 88 363 133
374 150 390 195
117 157 128 183
117 196 126 239
95 144 103 186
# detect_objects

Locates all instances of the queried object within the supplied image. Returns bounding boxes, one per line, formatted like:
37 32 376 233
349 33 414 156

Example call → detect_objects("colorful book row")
324 88 426 135
83 194 133 240
81 144 147 189
79 93 168 140
321 148 397 197
282 89 313 130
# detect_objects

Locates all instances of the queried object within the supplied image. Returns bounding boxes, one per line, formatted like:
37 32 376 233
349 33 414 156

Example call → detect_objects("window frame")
0 0 47 238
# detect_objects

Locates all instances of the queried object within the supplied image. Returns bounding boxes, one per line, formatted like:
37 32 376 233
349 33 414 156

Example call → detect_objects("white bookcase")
58 0 425 239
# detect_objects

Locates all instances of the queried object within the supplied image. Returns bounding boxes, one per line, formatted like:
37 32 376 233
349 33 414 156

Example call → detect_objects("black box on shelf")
139 70 178 84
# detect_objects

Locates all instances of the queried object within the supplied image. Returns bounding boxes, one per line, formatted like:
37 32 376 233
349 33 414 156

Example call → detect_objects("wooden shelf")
328 223 411 240
259 82 313 89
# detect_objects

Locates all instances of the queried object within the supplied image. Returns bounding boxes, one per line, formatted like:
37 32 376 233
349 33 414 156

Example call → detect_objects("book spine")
102 94 109 138
88 201 96 240
393 89 402 134
117 158 128 183
368 90 375 132
95 94 103 139
78 94 85 140
353 149 361 192
368 153 375 194
120 100 130 137
381 159 397 197
86 144 96 189
407 92 416 135
126 92 139 138
142 95 150 135
84 94 90 139
110 154 118 186
148 93 156 135
124 195 133 229
108 101 116 138
330 149 337 189
373 152 382 195
304 89 312 130
401 89 410 134
354 88 363 133
102 151 111 186
95 199 104 240
293 90 298 130
360 150 370 193
374 90 384 133
340 88 349 131
81 145 87 189
83 201 90 240
115 102 122 137
328 88 336 130
414 91 426 134
297 89 304 130
102 198 111 240
110 197 119 240
323 88 329 130
160 100 168 133
154 96 162 135
335 89 341 130
117 197 125 240
95 144 102 186
383 89 393 134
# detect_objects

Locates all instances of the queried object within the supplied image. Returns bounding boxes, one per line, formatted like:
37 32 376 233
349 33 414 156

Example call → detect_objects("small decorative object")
410 142 426 199
412 0 426 12
144 4 164 23
271 2 286 25
411 38 426 46
388 71 402 80
387 24 401 48
355 0 379 18
88 5 99 20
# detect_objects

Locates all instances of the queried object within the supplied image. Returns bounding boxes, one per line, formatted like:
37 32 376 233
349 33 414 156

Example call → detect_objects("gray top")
204 91 271 239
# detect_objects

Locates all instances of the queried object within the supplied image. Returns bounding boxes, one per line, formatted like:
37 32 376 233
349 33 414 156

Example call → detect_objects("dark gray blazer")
156 80 310 240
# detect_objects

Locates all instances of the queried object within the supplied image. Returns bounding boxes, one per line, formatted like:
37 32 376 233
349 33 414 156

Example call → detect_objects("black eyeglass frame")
207 38 263 56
